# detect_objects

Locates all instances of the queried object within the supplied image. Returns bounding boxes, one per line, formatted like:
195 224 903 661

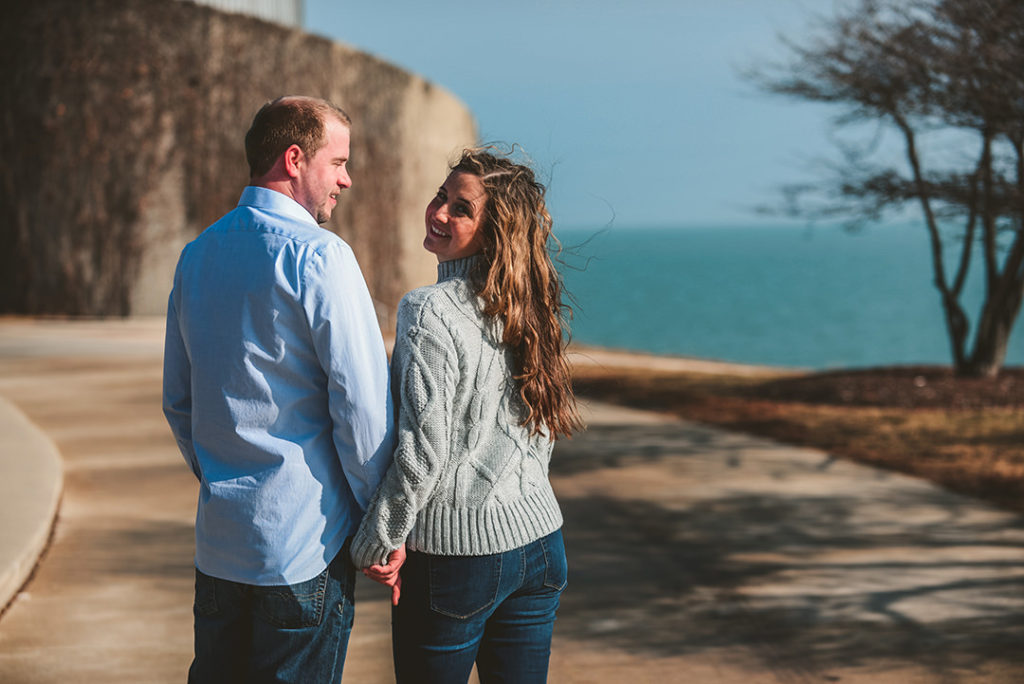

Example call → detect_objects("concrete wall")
0 0 476 325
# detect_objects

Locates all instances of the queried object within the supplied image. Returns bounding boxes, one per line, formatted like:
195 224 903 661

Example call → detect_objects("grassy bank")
571 359 1024 514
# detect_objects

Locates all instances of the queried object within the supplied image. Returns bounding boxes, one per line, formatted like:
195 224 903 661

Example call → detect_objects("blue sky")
305 1 837 228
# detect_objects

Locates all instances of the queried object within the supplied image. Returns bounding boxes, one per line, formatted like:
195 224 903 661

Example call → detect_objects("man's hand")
363 543 406 606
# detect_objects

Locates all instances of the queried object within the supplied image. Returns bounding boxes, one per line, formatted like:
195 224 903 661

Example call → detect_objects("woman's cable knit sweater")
350 255 563 568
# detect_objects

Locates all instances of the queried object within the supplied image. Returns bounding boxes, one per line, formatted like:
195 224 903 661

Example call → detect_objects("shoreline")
567 342 804 377
568 341 1024 377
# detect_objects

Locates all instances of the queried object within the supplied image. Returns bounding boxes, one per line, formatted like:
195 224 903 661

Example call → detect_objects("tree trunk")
898 117 974 369
964 230 1024 376
966 281 1023 376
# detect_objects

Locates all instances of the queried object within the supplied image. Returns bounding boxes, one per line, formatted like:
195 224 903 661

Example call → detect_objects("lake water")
554 223 1024 370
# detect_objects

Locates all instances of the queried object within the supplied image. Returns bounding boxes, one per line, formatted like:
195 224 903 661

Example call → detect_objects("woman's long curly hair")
453 147 583 440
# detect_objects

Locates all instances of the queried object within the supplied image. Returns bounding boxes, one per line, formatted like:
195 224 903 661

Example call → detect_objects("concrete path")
1 318 1023 683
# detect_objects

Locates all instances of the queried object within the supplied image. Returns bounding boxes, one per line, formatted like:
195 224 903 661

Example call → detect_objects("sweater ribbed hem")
349 490 563 568
407 489 563 557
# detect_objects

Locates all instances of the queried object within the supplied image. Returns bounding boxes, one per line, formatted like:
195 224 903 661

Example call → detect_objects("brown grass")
572 363 1024 514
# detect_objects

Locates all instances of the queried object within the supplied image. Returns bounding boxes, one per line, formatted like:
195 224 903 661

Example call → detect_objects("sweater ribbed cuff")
349 530 393 569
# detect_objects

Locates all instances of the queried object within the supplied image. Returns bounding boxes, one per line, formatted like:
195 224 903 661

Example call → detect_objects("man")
163 96 395 683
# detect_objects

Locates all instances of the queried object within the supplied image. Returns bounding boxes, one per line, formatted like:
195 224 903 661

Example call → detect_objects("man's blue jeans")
392 528 568 683
188 542 355 684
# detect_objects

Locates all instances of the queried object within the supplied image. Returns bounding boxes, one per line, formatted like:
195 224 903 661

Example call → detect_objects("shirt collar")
238 186 318 227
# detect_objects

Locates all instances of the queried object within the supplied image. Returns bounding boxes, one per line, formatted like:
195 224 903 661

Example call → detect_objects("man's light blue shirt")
163 186 395 585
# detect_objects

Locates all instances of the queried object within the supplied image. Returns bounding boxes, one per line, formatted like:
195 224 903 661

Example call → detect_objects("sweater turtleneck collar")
436 254 482 283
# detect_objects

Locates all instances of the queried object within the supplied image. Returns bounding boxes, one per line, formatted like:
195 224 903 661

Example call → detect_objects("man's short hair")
244 96 352 178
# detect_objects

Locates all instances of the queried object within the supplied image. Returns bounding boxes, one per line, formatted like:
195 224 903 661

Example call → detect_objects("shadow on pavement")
552 420 1024 677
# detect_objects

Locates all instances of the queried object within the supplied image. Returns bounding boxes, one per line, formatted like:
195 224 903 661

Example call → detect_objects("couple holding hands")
163 95 581 683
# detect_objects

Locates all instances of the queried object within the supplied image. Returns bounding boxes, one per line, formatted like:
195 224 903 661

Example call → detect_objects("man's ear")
282 144 304 179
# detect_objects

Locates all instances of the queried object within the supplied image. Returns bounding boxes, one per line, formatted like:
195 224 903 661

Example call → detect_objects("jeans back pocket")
256 567 329 629
428 553 502 619
193 569 220 617
541 530 568 592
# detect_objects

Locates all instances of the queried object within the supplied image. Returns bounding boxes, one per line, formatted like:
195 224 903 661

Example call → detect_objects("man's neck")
253 178 297 202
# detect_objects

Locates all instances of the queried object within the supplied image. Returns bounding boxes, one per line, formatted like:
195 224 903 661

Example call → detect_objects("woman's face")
424 171 487 262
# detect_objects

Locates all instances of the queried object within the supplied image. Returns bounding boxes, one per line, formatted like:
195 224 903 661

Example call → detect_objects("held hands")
363 543 406 606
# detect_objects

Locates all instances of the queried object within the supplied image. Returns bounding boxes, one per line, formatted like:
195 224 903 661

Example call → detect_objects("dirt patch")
753 366 1024 409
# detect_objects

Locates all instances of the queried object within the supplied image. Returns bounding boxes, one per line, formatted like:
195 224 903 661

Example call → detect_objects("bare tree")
750 0 1024 376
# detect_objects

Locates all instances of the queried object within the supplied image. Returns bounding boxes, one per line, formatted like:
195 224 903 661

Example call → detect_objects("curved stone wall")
181 0 303 27
0 0 476 325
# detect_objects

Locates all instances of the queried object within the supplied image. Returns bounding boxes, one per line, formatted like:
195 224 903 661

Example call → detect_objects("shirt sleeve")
350 296 455 568
304 240 396 511
162 279 201 479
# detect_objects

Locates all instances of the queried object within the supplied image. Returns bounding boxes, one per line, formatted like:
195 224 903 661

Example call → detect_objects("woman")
350 147 583 682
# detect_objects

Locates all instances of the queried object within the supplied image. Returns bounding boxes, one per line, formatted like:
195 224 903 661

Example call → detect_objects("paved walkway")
1 318 1023 683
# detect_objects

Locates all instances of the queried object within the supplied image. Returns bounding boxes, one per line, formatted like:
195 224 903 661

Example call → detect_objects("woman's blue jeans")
392 528 568 683
187 542 355 684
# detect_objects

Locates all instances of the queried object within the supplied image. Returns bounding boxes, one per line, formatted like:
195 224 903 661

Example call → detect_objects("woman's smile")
423 171 487 262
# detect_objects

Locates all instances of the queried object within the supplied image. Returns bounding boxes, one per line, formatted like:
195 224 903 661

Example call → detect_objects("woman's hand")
363 543 406 606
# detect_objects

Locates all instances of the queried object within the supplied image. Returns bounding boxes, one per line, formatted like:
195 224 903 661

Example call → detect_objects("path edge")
0 394 63 617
